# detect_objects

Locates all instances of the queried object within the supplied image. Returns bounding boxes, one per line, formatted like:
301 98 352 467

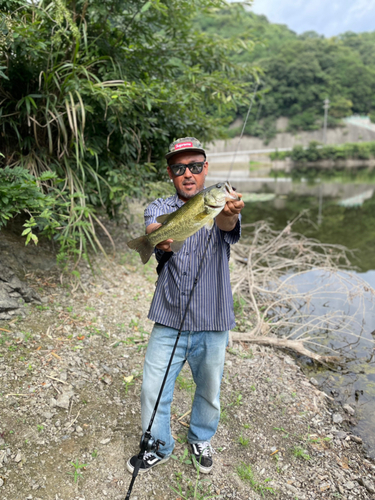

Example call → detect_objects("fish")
127 181 240 264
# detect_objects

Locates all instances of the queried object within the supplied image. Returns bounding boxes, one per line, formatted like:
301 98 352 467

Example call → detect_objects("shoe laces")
195 442 212 457
143 451 156 461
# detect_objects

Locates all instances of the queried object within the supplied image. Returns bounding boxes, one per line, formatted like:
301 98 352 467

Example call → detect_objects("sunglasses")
169 161 205 177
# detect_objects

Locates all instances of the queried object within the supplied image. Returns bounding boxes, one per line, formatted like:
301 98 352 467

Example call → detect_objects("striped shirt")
144 193 241 332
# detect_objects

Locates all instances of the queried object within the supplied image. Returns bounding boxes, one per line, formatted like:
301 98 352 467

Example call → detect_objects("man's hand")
146 223 173 252
216 193 244 232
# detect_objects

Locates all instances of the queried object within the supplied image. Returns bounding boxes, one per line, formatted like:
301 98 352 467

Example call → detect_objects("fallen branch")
230 332 342 365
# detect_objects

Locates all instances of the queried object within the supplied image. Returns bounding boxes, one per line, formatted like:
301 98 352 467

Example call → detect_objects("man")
127 137 244 475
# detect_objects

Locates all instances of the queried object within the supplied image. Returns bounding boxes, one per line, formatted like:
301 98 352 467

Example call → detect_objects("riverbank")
0 228 375 499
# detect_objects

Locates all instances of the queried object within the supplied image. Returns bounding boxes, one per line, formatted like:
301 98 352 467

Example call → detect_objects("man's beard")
177 183 204 200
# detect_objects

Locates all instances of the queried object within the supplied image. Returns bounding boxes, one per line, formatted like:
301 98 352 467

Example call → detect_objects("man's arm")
216 194 244 232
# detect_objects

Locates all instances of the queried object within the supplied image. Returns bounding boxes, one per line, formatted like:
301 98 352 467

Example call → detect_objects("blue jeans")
141 323 229 457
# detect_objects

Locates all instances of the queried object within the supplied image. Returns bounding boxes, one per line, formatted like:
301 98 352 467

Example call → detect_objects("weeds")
67 459 88 483
236 462 275 497
291 446 310 461
171 448 192 466
170 469 217 499
238 434 249 447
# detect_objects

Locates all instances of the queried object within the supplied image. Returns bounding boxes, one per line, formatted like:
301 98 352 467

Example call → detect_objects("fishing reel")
139 431 165 456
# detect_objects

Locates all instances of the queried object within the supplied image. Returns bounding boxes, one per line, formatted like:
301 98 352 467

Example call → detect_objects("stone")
343 404 355 415
0 478 3 487
350 435 362 444
310 377 319 386
358 477 375 493
100 438 111 445
344 481 355 490
14 451 22 463
55 390 74 409
332 413 343 424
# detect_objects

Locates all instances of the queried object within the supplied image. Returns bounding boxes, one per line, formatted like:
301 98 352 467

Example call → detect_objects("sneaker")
126 451 170 474
189 442 213 474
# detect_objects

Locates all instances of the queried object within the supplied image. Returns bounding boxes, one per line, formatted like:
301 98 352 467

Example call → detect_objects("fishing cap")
165 137 206 161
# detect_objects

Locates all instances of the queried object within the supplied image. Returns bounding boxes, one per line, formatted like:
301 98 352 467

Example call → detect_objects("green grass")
67 459 88 483
291 446 310 461
236 462 276 497
238 433 249 447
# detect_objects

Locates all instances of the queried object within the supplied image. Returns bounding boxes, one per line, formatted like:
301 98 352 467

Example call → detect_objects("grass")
67 459 88 483
170 469 217 499
236 462 276 497
238 433 249 447
291 446 310 461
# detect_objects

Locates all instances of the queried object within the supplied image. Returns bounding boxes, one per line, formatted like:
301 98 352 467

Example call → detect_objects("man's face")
167 152 208 202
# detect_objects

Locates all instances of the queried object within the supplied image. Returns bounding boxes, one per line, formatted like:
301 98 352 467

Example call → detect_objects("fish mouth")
224 181 240 201
206 204 223 209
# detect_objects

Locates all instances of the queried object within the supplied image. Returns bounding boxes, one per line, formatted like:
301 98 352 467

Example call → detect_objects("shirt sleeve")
223 214 241 245
144 198 166 227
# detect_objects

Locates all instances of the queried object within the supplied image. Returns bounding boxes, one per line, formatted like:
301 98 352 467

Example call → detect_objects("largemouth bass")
127 182 240 264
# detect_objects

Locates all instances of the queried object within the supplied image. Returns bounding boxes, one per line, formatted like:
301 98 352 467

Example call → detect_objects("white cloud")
250 0 375 36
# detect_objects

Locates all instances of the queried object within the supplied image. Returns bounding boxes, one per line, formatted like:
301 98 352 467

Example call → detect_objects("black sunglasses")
169 161 205 177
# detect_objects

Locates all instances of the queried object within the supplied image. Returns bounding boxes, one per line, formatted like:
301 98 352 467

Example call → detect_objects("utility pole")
322 98 330 144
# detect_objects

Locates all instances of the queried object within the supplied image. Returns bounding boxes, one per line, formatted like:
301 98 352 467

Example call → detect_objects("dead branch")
229 332 342 365
230 219 375 363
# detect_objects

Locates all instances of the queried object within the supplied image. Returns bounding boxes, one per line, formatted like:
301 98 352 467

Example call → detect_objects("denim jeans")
140 323 229 457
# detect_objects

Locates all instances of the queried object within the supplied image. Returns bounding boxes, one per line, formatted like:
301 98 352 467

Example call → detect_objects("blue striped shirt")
144 193 241 331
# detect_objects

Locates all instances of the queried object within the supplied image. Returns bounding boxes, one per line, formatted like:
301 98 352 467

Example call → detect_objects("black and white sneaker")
189 442 213 474
126 451 170 474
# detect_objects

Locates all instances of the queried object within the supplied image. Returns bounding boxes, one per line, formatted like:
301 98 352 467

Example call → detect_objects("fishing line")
227 81 259 181
125 227 214 500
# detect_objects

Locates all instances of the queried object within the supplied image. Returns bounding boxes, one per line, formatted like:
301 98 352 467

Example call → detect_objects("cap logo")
174 142 193 150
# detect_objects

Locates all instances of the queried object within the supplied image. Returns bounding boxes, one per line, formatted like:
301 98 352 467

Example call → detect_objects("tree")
0 0 256 260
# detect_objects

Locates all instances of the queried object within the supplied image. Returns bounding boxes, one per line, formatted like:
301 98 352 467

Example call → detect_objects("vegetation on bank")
0 0 255 260
197 4 375 141
270 141 375 163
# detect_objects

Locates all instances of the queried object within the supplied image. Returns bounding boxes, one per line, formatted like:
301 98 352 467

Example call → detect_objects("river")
220 169 375 457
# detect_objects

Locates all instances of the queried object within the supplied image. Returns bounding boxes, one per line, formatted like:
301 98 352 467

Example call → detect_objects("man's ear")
167 166 173 180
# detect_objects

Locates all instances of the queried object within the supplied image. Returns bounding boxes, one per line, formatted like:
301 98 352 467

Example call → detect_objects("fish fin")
204 219 214 230
156 214 170 224
170 240 185 253
127 235 154 264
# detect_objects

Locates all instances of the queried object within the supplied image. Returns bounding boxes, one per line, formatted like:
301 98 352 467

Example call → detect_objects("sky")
250 0 375 37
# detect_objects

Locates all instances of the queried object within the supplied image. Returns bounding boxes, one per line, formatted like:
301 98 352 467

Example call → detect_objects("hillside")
197 5 375 140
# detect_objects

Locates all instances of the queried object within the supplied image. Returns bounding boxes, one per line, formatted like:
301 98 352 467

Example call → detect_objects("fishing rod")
125 228 214 499
227 81 260 181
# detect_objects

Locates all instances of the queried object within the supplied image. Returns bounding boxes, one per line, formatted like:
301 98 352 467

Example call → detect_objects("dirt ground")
1 223 375 500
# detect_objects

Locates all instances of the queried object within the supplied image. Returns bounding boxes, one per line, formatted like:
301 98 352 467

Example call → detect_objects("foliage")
269 141 375 162
197 5 375 136
236 462 275 497
0 0 255 259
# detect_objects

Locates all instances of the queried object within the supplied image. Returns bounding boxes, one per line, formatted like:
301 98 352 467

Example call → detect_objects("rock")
344 481 355 490
0 478 3 487
55 390 74 409
100 438 111 445
310 377 319 386
358 477 375 493
332 413 343 424
350 435 363 444
343 404 355 415
0 450 6 463
75 426 83 433
14 451 22 463
0 263 41 319
334 431 347 440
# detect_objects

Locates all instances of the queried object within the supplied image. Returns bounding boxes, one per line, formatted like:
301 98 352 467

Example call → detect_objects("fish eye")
216 183 222 188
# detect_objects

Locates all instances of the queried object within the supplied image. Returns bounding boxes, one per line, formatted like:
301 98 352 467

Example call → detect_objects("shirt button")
181 292 185 296
186 252 189 256
182 272 187 276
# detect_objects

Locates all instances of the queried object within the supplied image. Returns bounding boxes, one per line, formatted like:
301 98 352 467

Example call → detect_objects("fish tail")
127 235 154 264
